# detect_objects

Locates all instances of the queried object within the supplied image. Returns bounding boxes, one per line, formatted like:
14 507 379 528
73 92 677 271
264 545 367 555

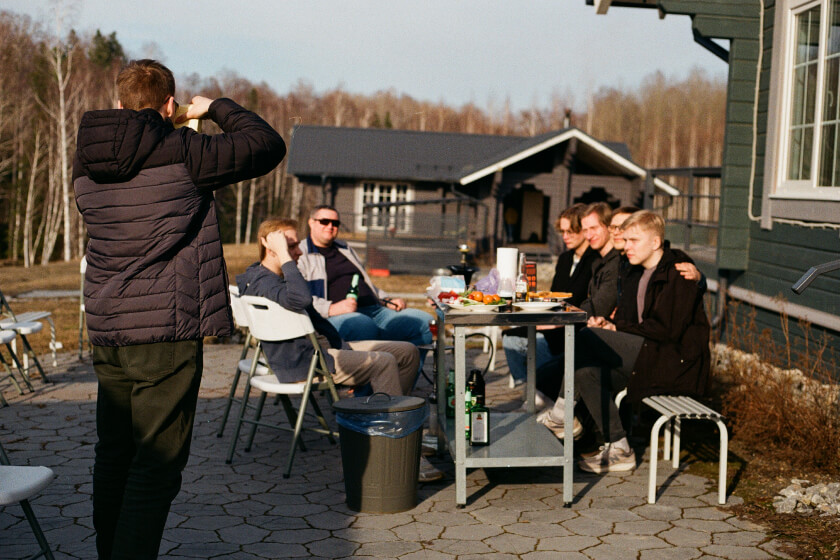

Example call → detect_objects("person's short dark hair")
117 59 175 111
583 202 612 227
555 203 587 233
309 204 339 219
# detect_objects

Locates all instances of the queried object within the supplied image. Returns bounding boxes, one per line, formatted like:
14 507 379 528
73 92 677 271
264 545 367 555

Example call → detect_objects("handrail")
647 166 722 251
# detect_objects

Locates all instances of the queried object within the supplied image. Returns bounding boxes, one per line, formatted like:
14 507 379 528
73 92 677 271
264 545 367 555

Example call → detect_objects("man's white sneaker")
577 443 636 473
537 413 583 440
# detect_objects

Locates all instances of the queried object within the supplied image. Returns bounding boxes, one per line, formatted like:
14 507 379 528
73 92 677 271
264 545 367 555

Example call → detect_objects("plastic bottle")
346 273 360 300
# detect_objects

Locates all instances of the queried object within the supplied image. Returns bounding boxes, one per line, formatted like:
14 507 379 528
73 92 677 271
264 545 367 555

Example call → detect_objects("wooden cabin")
287 125 677 272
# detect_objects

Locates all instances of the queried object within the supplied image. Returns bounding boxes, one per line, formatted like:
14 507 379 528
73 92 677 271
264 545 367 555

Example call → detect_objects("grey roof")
287 125 636 184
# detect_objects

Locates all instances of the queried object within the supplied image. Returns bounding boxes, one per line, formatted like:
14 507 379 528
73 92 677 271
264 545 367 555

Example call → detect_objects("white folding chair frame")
225 295 340 477
216 285 257 438
0 441 56 560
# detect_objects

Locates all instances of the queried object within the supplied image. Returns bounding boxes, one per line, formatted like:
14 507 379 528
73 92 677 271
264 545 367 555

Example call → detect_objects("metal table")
434 303 587 505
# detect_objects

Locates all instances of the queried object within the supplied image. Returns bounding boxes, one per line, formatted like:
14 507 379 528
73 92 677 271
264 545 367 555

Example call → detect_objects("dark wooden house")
287 125 677 270
590 0 840 350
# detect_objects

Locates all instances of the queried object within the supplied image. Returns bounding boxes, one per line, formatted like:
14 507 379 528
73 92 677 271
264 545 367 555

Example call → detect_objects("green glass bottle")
347 273 360 299
445 369 455 418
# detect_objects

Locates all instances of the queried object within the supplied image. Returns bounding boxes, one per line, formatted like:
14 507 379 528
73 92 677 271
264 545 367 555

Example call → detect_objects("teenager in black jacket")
541 211 710 474
74 60 285 559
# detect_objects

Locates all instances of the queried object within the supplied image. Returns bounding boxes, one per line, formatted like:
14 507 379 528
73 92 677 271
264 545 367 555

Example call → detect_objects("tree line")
0 9 726 266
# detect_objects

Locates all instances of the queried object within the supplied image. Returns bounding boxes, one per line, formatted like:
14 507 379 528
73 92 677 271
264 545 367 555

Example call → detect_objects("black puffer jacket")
74 98 285 346
613 246 711 401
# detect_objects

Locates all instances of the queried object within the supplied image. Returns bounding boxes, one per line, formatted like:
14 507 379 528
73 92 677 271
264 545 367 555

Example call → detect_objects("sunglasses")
314 218 341 227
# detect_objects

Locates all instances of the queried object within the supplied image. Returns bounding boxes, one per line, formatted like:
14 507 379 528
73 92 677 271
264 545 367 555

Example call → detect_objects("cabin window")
773 0 840 198
356 182 413 232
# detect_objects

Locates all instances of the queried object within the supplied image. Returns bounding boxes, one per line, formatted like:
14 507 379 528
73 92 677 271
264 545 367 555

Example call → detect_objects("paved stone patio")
1 342 795 559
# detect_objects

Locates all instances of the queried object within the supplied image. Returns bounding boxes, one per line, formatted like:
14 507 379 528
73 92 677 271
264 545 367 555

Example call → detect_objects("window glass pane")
796 6 821 63
819 122 840 185
789 6 821 180
824 57 840 122
820 1 840 186
829 0 840 56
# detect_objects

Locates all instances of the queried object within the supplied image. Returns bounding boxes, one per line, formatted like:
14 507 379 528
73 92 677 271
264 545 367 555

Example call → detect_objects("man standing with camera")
74 59 285 559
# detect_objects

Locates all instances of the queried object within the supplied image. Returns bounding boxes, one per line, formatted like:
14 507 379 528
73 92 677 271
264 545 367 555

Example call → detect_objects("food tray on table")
446 300 506 313
512 301 564 312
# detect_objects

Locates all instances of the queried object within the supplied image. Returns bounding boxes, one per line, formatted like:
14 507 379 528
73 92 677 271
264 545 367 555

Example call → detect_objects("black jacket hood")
76 108 172 183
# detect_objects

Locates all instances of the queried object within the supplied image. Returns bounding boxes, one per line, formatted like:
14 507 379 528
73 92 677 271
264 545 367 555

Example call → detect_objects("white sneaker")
578 443 636 473
534 390 555 412
538 413 583 440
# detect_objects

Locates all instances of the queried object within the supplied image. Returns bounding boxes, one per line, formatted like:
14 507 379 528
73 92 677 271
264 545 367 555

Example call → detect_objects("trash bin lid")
333 393 426 414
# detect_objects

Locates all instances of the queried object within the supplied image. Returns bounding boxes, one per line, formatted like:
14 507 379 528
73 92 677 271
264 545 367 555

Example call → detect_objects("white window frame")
354 181 414 232
768 0 840 202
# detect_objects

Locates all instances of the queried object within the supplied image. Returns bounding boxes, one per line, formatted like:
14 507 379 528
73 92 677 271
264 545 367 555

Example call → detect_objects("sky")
0 0 727 112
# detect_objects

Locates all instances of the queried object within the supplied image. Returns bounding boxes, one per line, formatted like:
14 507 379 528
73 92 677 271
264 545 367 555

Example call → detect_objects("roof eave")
458 128 680 196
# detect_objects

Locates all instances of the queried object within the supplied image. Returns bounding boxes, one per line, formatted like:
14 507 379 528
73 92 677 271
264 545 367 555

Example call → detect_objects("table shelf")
442 412 565 468
433 303 586 505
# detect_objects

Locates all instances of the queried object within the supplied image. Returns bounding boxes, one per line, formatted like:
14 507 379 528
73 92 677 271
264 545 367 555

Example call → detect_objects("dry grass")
1 244 434 358
717 303 840 475
706 302 840 558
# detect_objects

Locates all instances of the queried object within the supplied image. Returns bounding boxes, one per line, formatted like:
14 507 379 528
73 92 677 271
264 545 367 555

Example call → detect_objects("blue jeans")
502 331 556 384
328 304 433 346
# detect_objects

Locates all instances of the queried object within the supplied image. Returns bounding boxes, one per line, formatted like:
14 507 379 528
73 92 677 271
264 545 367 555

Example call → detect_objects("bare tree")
244 177 258 243
37 1 77 262
23 128 43 267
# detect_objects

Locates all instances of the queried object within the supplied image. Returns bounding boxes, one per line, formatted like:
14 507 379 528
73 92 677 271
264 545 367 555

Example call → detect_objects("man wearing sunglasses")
298 205 433 350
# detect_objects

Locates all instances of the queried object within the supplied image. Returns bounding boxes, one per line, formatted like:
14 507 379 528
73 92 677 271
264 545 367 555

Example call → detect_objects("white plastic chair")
0 320 49 386
1 329 33 405
226 295 340 478
216 285 261 437
0 441 57 560
0 288 60 368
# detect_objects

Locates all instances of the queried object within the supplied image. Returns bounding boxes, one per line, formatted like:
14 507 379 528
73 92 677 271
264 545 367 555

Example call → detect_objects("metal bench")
642 395 728 505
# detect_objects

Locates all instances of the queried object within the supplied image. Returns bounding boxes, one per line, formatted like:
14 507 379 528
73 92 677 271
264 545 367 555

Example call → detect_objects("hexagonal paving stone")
483 532 538 554
660 526 712 547
536 535 600 552
701 545 773 559
561 516 613 537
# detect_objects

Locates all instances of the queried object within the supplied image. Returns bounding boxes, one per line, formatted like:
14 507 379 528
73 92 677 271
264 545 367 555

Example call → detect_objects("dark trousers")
92 340 203 560
549 327 643 442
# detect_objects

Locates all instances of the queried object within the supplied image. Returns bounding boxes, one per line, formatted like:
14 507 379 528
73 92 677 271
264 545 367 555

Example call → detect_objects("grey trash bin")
333 393 428 513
